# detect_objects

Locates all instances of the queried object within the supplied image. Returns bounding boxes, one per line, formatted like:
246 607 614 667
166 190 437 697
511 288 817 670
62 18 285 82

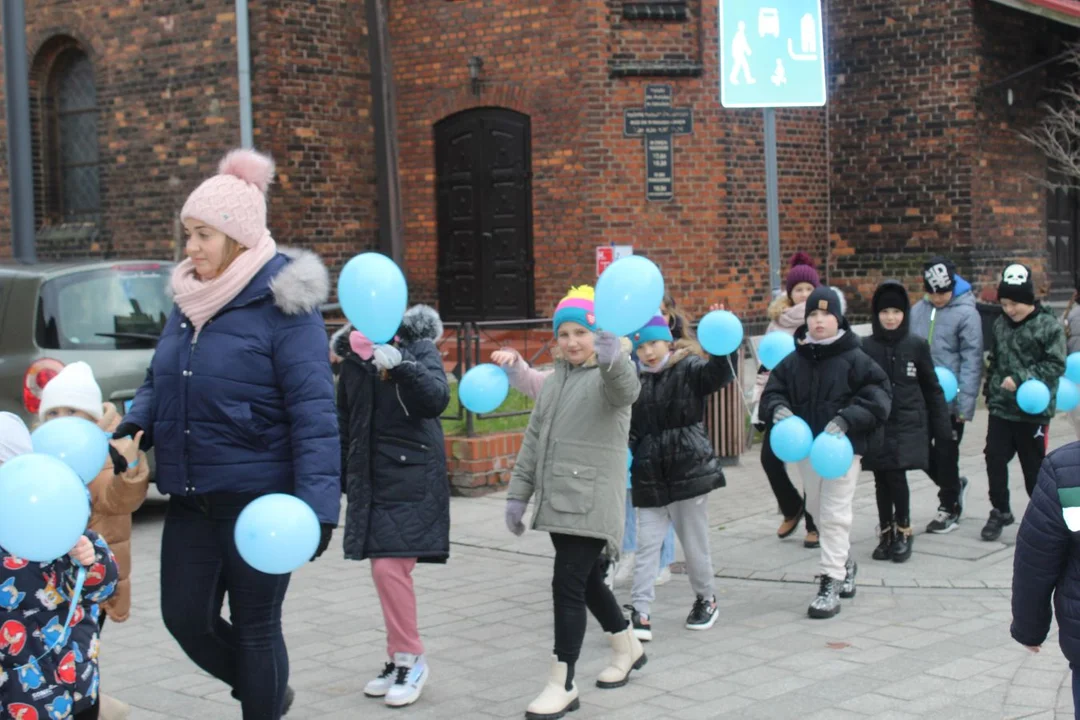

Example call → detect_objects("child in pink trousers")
332 304 451 709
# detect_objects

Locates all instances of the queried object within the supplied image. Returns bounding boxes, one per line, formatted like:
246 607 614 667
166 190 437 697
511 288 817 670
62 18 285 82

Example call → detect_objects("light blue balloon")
1068 353 1080 385
810 433 855 480
31 417 110 485
759 332 795 370
0 454 90 562
1017 379 1052 415
594 256 665 337
234 494 320 575
770 416 813 463
337 253 408 344
935 367 959 404
459 364 510 414
1058 378 1080 413
698 310 744 356
627 448 633 470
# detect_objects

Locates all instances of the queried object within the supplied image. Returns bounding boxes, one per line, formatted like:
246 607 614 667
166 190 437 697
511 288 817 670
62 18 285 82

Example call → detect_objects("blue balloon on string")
1068 352 1080 385
459 364 510 414
337 253 408 344
31 417 110 486
1058 378 1080 413
770 416 814 463
234 494 320 575
0 454 90 562
810 433 855 480
759 332 796 370
698 310 744 356
1017 379 1052 415
594 256 665 337
935 367 959 403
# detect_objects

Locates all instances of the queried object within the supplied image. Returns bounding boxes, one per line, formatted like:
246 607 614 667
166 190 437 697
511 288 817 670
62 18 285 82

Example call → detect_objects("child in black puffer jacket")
862 281 952 563
626 311 733 641
760 287 892 619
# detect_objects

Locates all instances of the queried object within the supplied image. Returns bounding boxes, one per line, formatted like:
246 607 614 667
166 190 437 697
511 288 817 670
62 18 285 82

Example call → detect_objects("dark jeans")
761 429 817 533
985 416 1047 514
873 470 910 527
74 705 99 720
550 533 627 667
161 494 291 720
928 417 966 510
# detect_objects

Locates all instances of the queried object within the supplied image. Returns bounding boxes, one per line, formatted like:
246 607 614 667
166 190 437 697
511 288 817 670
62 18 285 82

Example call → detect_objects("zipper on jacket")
380 436 429 452
927 307 937 345
184 328 198 495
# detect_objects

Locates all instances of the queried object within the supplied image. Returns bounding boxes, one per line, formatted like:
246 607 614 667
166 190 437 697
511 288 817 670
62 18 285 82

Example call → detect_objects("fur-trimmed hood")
330 304 444 358
270 247 330 315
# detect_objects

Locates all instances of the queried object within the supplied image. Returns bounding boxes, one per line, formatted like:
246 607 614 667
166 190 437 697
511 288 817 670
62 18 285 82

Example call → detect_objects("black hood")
870 280 911 342
331 304 445 360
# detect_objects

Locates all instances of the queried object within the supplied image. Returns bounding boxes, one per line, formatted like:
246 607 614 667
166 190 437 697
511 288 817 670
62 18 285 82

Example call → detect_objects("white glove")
372 345 402 371
594 331 621 365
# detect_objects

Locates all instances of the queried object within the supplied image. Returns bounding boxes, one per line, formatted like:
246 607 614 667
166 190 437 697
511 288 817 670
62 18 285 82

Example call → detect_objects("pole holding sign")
596 245 634 277
719 0 826 296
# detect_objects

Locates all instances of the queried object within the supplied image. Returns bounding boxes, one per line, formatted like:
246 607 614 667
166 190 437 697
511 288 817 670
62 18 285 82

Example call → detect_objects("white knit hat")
39 362 103 421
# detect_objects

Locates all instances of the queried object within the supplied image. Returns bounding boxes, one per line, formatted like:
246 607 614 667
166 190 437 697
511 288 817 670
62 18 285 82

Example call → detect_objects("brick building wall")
389 0 829 322
829 0 1075 311
0 1 377 269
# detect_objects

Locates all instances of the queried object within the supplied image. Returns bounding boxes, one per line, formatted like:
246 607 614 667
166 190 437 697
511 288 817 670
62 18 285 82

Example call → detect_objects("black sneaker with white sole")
685 595 718 630
926 507 960 534
623 604 653 642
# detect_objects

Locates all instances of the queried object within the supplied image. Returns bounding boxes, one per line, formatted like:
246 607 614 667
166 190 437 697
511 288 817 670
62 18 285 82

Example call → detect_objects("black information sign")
623 85 693 202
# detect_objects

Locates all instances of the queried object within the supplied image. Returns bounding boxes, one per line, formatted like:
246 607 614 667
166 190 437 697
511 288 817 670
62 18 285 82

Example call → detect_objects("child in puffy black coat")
861 281 952 563
760 287 892 619
625 312 733 642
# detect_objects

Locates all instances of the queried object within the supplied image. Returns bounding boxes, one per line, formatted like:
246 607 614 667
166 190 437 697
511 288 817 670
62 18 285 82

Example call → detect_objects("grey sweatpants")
631 494 715 616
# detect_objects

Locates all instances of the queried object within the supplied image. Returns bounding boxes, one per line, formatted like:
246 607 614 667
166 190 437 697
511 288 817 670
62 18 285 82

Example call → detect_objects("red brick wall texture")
0 0 1069 321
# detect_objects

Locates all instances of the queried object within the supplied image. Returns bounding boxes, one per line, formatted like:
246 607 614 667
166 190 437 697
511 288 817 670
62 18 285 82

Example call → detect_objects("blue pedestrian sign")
719 0 826 108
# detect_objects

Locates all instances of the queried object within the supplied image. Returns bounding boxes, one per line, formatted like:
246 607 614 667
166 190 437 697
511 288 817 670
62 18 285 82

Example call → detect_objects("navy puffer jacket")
1012 442 1080 662
334 306 451 563
123 248 341 525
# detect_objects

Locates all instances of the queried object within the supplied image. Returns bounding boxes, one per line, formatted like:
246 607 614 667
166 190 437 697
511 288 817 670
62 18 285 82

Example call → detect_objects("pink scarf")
171 232 278 334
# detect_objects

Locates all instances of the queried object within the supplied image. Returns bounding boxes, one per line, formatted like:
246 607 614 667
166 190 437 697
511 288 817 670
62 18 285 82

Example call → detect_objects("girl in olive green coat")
505 286 643 720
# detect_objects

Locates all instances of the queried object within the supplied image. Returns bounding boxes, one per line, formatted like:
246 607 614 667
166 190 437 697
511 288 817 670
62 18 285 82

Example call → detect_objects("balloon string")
9 566 87 672
726 355 753 418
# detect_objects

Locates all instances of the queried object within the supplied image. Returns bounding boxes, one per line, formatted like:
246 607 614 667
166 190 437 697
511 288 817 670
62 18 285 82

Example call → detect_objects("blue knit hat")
631 314 674 349
552 286 597 333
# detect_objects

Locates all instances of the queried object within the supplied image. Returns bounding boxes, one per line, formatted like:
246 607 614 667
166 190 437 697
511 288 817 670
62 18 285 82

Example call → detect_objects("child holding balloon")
624 312 733 640
861 281 952 563
333 304 451 709
759 287 892 619
981 264 1066 541
503 286 643 720
0 412 121 720
752 253 823 547
38 362 150 628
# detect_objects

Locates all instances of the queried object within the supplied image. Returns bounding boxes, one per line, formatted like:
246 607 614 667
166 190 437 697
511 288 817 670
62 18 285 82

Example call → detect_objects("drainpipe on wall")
3 0 37 264
366 0 405 265
236 0 253 149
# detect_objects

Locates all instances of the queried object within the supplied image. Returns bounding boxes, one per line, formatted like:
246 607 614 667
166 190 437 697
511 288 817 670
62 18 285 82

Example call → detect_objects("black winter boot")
872 524 894 561
891 525 913 563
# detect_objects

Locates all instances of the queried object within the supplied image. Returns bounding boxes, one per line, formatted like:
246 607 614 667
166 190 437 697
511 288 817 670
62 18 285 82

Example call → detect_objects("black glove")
108 444 129 475
312 524 335 561
113 422 151 451
825 416 850 436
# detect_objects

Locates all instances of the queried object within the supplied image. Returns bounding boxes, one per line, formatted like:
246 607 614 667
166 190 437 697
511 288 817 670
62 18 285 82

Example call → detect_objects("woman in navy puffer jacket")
117 149 340 720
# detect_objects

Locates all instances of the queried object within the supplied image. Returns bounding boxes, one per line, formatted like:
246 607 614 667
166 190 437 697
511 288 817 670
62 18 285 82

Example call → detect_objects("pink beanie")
180 149 275 248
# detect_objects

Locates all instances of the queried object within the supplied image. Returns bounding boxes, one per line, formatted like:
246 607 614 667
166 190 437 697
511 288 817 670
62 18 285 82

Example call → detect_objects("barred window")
45 47 100 223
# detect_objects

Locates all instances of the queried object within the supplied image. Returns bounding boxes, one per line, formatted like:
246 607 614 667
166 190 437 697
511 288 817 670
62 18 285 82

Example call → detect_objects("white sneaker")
385 653 429 707
654 566 671 586
613 552 635 588
363 661 397 698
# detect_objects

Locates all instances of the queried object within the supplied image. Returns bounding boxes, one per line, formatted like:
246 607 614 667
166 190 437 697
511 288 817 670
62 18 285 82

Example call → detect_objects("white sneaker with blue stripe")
385 653 429 707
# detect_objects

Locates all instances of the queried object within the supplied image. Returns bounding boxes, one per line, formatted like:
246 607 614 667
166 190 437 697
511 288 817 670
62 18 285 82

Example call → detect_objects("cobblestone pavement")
105 410 1077 719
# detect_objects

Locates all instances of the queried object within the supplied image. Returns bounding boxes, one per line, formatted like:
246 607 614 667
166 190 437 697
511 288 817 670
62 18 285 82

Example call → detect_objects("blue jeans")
622 495 676 567
160 494 291 720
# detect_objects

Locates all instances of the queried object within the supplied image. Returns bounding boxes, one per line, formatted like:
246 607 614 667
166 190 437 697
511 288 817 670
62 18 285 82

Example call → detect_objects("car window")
36 264 172 350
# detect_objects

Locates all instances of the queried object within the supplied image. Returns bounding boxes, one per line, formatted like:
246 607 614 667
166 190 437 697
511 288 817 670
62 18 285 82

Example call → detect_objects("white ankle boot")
596 627 647 688
526 656 579 720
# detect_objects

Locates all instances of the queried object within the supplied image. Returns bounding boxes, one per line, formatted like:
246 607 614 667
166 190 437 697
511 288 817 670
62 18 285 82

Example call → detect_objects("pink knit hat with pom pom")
180 149 275 248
